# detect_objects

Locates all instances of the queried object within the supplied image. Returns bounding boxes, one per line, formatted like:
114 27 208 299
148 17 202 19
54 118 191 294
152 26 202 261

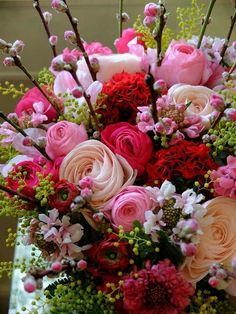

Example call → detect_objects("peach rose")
59 140 137 210
181 197 236 283
168 84 217 128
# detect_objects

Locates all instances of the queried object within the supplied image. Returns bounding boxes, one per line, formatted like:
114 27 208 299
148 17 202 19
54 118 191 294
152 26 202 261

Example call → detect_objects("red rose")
101 122 153 176
49 179 79 212
86 235 129 271
15 87 59 123
6 161 43 198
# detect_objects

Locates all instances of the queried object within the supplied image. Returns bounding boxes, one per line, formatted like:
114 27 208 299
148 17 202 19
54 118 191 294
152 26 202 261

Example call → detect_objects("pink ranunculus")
157 40 212 87
205 62 225 89
15 87 58 123
45 121 88 160
106 186 156 231
83 42 112 56
114 28 145 54
101 122 153 176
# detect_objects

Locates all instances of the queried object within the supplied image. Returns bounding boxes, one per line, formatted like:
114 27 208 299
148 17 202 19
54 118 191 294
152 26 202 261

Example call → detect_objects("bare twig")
220 9 236 61
154 4 166 66
118 0 124 37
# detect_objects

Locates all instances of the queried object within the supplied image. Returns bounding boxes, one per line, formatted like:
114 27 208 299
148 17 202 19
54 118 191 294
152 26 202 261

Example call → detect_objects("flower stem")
69 71 101 131
33 0 57 58
154 4 166 66
220 9 236 61
210 102 231 130
12 56 62 116
118 0 124 37
0 111 52 161
0 184 35 203
62 0 96 81
145 68 158 124
197 0 216 49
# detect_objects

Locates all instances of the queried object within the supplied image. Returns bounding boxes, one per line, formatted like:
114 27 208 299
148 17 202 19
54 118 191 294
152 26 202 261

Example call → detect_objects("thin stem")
13 56 61 116
0 184 35 203
154 4 166 66
197 0 216 49
0 111 52 161
62 0 96 81
211 102 231 130
145 68 158 124
33 0 57 58
70 71 101 131
118 0 124 37
220 9 236 61
229 61 236 75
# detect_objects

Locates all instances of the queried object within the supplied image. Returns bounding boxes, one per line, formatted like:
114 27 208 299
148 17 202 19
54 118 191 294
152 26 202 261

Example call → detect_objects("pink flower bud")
77 259 87 270
231 256 236 272
92 212 104 223
210 94 225 111
225 108 236 122
140 111 152 122
51 56 65 71
90 57 100 73
43 11 52 24
79 176 94 189
64 30 77 45
71 86 83 98
3 57 15 66
209 263 220 276
143 15 156 28
11 40 24 54
144 3 161 17
121 12 130 22
23 276 37 293
36 156 47 166
51 0 67 12
7 112 18 122
208 276 220 288
23 137 34 147
49 35 58 46
183 219 199 233
180 242 197 257
51 262 63 272
216 268 227 280
37 137 47 148
81 187 93 199
93 131 100 139
153 79 167 94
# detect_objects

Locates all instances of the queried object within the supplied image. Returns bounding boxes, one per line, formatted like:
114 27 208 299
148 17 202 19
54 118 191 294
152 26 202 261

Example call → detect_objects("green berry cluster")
37 68 55 87
0 81 28 99
35 173 55 206
0 139 18 163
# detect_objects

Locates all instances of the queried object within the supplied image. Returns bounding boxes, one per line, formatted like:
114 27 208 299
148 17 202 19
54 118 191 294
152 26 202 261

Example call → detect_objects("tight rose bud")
210 94 225 112
23 276 37 293
49 35 58 46
64 30 77 45
77 259 87 270
51 0 67 12
43 11 52 24
3 57 15 67
143 15 156 27
144 3 161 17
51 262 63 272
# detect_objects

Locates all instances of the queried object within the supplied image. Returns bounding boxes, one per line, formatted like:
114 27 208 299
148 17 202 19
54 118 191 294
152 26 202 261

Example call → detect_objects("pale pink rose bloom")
157 40 212 87
168 84 218 129
46 120 88 160
181 197 236 283
76 53 142 90
59 140 137 210
106 185 157 231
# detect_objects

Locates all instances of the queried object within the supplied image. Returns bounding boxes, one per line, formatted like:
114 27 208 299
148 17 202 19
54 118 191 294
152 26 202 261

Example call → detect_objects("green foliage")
176 0 205 40
37 68 55 87
0 139 18 163
0 81 28 99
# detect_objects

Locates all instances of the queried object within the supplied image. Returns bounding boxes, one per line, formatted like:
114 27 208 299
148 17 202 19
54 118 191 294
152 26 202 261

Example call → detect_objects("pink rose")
45 121 88 160
101 122 153 176
205 63 225 89
15 87 58 123
157 40 211 87
106 186 156 231
114 28 145 54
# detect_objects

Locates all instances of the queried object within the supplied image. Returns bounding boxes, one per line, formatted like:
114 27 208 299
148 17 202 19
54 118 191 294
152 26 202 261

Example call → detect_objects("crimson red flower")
146 140 218 188
122 259 194 313
101 122 153 176
86 234 129 271
49 179 79 212
96 72 151 126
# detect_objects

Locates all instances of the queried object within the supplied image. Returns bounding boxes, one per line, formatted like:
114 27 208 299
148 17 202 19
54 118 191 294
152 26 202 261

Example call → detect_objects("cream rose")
168 84 217 128
59 140 137 210
181 197 236 283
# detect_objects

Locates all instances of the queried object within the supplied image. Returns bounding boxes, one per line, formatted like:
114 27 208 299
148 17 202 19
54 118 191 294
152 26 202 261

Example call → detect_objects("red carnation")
96 72 151 126
49 179 79 212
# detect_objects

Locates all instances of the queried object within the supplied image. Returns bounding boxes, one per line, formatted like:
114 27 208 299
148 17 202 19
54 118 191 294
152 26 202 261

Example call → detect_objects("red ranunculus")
96 72 151 126
49 179 79 212
15 87 59 123
101 122 153 176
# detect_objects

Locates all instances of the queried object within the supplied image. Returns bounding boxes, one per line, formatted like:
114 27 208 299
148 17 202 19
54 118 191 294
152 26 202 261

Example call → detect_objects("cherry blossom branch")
0 184 35 203
197 0 217 49
29 264 69 279
210 102 231 130
33 0 57 58
0 111 52 161
118 0 124 37
62 0 96 81
154 4 166 66
145 68 158 124
220 9 236 60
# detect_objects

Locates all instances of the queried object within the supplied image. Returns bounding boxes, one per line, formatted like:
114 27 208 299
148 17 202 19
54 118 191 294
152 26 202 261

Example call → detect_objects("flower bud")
71 86 83 98
143 15 156 28
0 38 10 50
79 176 94 189
90 57 100 73
7 112 18 123
23 276 37 293
81 187 93 199
37 137 47 148
77 259 87 270
23 137 34 147
210 94 225 112
3 57 15 67
64 30 77 45
180 242 197 256
208 276 220 288
51 56 65 71
11 40 25 55
225 108 236 122
153 79 167 94
183 219 199 233
93 212 104 223
43 11 53 24
49 35 58 46
144 3 161 17
51 262 63 272
140 111 152 122
121 12 130 22
216 268 227 280
51 0 68 12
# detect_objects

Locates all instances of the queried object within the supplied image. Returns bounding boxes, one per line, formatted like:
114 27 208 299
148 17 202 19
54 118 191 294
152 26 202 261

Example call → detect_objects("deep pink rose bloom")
46 121 88 160
106 185 156 231
101 122 153 176
15 87 58 123
114 28 145 53
157 40 212 87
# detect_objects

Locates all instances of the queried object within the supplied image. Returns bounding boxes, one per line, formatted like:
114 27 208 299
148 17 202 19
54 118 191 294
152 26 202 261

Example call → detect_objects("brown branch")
220 9 236 61
211 102 231 130
154 4 166 66
33 0 57 58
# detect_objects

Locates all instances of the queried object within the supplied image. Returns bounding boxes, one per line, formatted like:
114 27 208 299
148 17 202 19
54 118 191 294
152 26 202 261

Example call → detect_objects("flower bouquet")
0 0 236 313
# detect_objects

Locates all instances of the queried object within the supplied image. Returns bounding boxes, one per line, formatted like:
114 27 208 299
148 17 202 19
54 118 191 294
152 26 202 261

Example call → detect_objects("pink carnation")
211 156 236 199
